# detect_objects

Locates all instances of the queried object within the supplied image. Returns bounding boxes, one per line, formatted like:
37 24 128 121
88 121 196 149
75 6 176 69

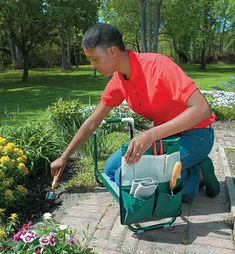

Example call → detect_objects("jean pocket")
121 188 155 225
153 183 183 218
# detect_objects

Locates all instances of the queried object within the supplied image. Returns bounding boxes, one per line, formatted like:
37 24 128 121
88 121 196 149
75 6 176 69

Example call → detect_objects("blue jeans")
104 127 214 203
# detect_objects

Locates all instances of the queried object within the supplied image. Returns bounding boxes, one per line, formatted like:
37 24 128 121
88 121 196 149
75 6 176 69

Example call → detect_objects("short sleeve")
101 74 124 107
157 56 198 104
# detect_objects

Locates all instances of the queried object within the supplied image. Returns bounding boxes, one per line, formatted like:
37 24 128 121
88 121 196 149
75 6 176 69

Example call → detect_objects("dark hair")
82 23 126 51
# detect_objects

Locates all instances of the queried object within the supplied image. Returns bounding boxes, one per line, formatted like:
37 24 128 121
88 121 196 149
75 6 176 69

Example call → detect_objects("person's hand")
50 156 68 180
124 130 154 165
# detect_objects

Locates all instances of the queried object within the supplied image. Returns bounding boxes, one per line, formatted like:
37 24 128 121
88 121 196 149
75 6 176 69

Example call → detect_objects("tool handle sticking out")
51 174 59 190
170 161 182 193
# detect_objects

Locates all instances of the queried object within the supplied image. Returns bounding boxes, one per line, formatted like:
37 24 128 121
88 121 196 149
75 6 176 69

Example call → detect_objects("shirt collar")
117 50 139 82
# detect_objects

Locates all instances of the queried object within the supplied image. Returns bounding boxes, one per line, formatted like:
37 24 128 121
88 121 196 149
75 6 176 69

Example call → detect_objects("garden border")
218 146 235 239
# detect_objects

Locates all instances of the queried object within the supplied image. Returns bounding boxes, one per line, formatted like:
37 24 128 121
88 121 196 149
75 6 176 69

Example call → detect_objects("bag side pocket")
121 187 155 225
153 181 183 218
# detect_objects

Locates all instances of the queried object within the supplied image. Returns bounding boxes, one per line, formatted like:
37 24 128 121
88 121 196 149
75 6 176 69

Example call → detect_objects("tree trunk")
67 38 71 69
200 44 206 70
15 46 23 69
60 37 68 70
153 0 162 52
74 46 78 68
8 36 17 68
147 0 152 52
189 39 195 64
178 50 188 63
22 54 29 82
139 0 147 52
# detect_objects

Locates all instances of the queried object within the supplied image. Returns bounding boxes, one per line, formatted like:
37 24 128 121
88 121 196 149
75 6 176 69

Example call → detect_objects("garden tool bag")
120 137 183 225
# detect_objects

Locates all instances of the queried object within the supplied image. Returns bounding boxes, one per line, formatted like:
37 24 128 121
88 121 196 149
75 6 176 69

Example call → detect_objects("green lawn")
181 63 235 90
0 66 109 123
0 64 234 123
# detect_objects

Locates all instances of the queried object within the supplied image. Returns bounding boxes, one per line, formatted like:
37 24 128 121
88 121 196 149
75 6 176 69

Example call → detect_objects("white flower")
39 235 50 246
22 230 36 243
59 224 68 230
43 213 52 220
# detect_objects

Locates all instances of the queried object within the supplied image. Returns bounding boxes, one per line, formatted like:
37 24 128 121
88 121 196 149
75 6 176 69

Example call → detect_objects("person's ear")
109 46 118 57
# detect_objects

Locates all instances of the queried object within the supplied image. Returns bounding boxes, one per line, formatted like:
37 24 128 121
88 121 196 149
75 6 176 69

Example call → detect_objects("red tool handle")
153 139 163 155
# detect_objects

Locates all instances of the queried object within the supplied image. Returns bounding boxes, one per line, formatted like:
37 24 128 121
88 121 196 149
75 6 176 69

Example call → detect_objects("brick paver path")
54 122 235 253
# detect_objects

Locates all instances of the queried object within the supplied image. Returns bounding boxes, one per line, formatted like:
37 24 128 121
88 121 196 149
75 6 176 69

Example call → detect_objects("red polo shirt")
101 50 215 128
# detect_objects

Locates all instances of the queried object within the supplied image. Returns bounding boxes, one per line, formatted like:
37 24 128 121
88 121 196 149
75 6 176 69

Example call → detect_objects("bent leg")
104 147 122 182
179 128 215 203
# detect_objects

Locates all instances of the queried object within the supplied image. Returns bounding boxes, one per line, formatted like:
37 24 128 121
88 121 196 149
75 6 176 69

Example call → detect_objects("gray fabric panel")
121 152 180 186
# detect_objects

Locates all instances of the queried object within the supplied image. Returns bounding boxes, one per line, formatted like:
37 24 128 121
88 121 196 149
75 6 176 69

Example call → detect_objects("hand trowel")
169 161 182 194
45 174 59 201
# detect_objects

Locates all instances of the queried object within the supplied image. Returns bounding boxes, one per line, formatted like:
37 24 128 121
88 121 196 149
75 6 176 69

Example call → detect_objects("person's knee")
104 158 112 176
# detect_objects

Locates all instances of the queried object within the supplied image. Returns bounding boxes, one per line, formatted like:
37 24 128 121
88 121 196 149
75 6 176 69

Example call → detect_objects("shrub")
48 98 83 138
0 137 28 210
0 120 65 177
211 105 235 121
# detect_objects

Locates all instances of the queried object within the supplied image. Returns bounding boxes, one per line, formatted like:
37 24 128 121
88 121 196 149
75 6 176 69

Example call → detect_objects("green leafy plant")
211 105 235 120
0 120 65 176
48 98 83 135
5 213 95 254
0 211 20 253
0 137 28 209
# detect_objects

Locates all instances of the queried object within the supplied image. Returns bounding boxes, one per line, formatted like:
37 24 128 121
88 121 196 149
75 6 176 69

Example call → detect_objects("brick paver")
53 122 235 253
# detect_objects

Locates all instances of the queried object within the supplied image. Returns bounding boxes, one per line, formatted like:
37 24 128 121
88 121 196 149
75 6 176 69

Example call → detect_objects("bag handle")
153 139 163 155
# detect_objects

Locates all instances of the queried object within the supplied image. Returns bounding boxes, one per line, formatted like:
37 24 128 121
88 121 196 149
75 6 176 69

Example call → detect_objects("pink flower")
67 237 77 245
22 230 36 243
13 230 24 242
34 247 43 254
49 232 56 246
39 236 50 246
22 221 32 230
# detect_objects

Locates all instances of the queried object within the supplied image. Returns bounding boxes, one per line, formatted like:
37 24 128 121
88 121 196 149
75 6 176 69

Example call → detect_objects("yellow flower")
0 156 11 167
3 143 15 153
0 228 5 239
9 213 19 221
0 155 10 163
3 178 14 187
13 147 24 157
16 185 28 194
0 170 4 178
0 208 6 216
17 162 29 175
0 145 3 151
17 155 27 163
4 189 15 200
0 137 6 145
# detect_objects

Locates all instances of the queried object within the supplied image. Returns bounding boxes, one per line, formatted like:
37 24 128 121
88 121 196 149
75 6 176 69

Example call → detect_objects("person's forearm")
148 104 211 141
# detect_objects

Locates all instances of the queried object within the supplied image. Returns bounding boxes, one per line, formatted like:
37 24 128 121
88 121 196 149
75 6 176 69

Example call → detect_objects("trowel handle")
170 161 182 191
51 174 59 190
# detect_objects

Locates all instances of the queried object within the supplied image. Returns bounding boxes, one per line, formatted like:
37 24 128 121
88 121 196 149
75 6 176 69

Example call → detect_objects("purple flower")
22 230 36 243
67 237 77 245
49 232 56 246
39 235 50 246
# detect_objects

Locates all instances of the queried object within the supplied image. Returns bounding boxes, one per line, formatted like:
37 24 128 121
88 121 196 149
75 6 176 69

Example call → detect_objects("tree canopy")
0 0 234 81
